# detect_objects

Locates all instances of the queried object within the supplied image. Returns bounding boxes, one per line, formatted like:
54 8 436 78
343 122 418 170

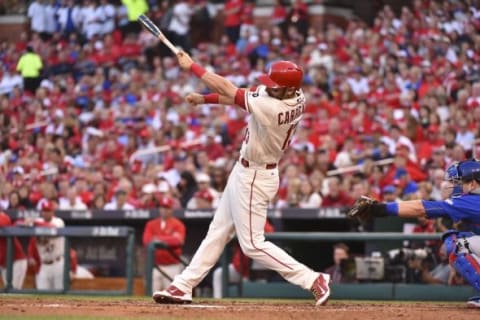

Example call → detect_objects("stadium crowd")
0 0 479 217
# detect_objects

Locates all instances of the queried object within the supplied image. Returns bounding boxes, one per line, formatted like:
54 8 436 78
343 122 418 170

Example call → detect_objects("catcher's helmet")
458 159 480 183
445 161 461 184
258 61 303 89
445 161 463 197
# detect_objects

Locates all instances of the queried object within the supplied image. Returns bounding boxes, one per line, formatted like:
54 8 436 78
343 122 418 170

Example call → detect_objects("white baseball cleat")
311 273 331 306
466 296 480 308
153 285 193 304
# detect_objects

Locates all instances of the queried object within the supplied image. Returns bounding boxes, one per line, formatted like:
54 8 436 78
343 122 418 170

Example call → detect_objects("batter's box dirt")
0 295 477 320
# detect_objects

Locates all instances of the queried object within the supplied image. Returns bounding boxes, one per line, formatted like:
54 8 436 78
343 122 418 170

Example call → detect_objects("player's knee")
452 253 480 291
237 241 257 258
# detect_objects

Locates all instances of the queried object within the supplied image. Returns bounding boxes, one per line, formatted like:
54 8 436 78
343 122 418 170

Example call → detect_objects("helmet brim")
258 74 281 88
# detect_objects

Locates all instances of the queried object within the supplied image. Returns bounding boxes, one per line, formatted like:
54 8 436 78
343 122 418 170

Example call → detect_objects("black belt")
240 158 277 169
42 256 62 265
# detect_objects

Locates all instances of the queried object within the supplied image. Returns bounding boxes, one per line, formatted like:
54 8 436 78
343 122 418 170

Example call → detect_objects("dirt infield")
0 295 478 320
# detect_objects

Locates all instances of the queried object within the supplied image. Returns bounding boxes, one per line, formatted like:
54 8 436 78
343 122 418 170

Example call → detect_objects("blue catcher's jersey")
422 193 480 234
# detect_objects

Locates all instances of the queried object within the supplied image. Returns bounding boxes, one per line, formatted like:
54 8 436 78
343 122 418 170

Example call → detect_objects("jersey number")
281 123 298 150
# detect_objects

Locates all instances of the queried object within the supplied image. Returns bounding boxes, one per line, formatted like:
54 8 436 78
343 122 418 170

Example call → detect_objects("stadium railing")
0 226 135 295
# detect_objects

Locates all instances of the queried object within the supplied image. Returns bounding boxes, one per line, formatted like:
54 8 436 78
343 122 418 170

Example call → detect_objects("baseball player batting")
152 51 330 306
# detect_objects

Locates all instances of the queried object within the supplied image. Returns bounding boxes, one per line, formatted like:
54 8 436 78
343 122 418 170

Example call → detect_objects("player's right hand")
176 50 194 71
185 93 205 105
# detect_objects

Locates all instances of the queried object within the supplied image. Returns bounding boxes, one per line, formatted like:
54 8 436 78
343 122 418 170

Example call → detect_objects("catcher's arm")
348 197 427 224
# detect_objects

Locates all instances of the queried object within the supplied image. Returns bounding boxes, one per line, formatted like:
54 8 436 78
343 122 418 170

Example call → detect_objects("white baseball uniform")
0 213 28 290
29 217 66 290
170 86 320 295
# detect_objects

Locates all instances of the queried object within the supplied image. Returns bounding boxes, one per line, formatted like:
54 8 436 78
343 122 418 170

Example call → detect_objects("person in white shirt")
28 0 48 37
455 119 475 152
0 68 23 95
167 1 195 53
59 188 87 210
57 0 81 37
298 180 322 208
346 69 370 97
44 0 58 36
98 0 116 35
79 0 100 40
104 189 135 210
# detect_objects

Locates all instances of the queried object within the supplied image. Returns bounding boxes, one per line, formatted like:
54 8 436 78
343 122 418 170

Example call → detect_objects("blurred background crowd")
0 0 479 216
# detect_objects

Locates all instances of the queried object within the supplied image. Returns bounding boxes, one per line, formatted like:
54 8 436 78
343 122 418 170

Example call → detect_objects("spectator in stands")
382 185 399 202
121 0 148 35
59 187 88 210
223 0 244 45
98 0 116 36
167 0 196 53
187 189 214 210
324 243 355 284
57 0 81 39
0 65 23 95
186 173 218 209
210 166 228 196
212 219 274 299
322 176 354 207
92 195 106 210
16 46 43 94
286 0 309 38
104 189 135 210
27 0 48 39
176 171 198 208
143 196 186 293
0 211 27 289
298 179 322 208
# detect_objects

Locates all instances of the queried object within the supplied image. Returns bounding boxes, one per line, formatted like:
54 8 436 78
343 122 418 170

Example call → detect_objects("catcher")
348 159 480 308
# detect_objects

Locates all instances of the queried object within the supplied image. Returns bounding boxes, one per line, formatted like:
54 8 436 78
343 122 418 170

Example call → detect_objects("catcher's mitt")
347 196 379 225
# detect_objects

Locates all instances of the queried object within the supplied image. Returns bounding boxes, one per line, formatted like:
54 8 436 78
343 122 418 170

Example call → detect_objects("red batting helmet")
258 61 304 89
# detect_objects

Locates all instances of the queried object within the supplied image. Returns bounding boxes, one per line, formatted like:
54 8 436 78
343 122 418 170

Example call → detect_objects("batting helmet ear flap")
258 61 304 89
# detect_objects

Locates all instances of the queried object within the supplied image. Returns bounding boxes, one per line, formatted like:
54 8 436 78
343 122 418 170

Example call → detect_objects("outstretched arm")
348 197 428 224
397 200 426 218
185 92 235 106
176 51 238 99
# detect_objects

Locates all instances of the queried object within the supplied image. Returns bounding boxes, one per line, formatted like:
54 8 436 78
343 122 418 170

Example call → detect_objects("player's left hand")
176 50 194 71
185 92 205 105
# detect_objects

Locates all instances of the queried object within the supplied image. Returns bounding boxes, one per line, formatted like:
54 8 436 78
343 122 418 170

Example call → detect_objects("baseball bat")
138 14 179 55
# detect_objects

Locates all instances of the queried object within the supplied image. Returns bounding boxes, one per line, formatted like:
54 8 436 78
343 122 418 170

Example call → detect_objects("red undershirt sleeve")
234 88 247 110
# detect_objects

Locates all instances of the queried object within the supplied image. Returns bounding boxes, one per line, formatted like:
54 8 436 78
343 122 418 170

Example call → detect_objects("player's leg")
52 259 65 290
231 167 330 304
35 264 49 290
153 166 240 302
445 234 480 308
152 267 162 292
0 267 6 287
159 263 184 291
212 263 241 299
12 259 27 289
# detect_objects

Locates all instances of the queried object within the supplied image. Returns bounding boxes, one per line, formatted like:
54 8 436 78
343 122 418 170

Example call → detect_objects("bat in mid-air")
138 14 179 55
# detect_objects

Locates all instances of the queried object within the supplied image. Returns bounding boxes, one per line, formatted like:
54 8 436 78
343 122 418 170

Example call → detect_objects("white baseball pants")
172 162 319 295
36 257 64 290
1 258 27 289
